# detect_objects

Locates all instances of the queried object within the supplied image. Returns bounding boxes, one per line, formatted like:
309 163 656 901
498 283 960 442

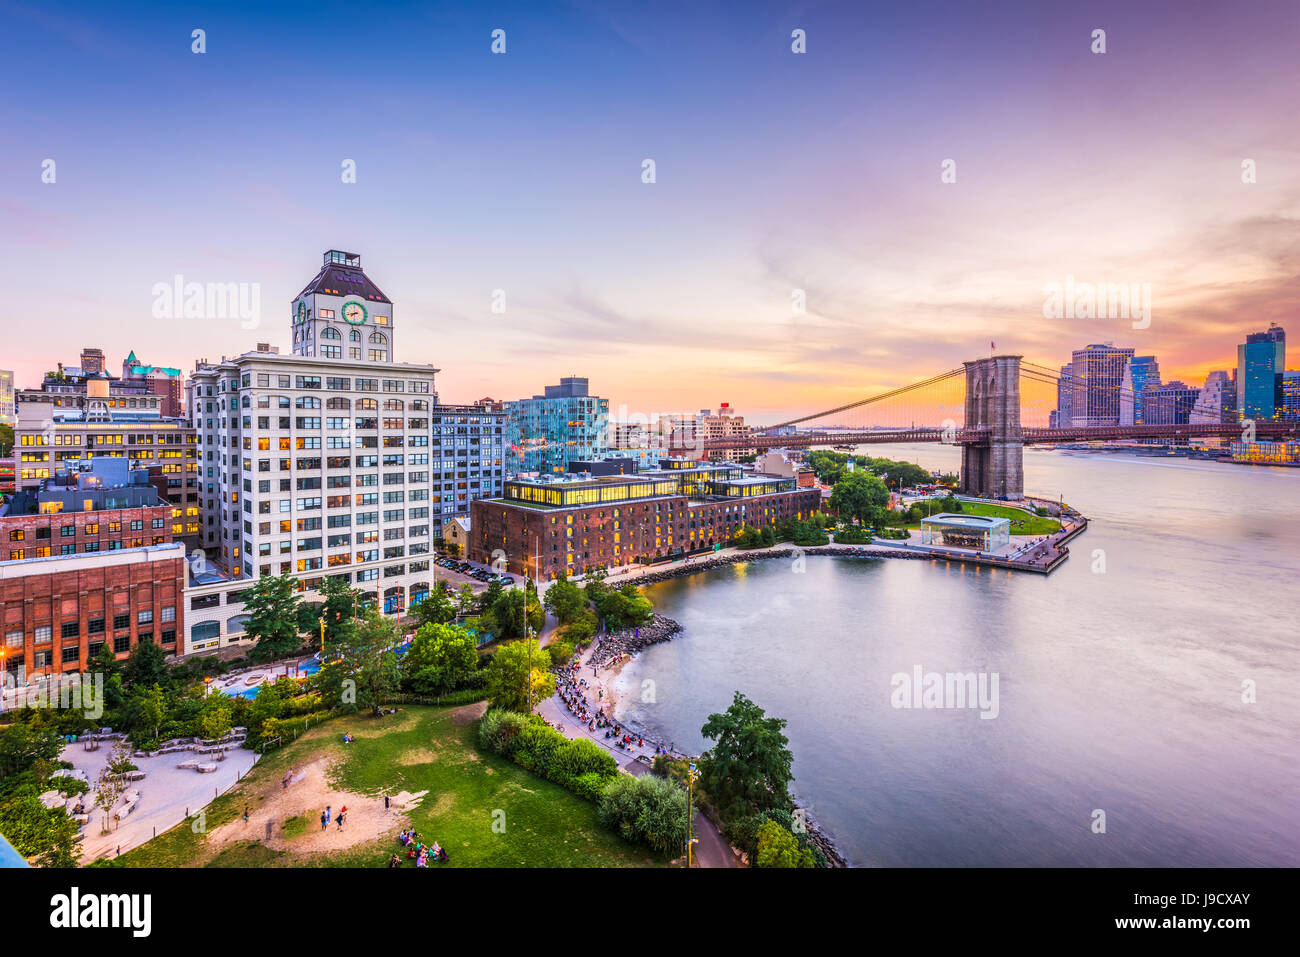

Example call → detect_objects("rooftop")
920 513 1011 529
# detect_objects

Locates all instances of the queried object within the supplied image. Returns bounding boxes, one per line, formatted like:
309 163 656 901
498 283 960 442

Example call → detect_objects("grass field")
113 704 659 868
901 502 1061 535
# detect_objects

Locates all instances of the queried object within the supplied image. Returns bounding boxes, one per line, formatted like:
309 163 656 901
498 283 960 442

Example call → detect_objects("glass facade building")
1236 324 1286 421
506 377 609 475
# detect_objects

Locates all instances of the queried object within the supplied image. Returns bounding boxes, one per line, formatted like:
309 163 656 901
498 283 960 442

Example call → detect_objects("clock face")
342 300 368 325
296 301 307 323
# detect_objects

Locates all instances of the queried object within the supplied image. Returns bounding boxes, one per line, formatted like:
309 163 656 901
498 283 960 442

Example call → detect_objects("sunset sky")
2 0 1296 423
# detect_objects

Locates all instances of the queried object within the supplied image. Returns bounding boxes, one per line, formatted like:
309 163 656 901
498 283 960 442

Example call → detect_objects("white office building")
187 250 483 645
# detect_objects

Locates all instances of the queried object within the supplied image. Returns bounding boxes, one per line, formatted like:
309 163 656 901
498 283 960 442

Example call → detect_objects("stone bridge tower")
960 355 1024 500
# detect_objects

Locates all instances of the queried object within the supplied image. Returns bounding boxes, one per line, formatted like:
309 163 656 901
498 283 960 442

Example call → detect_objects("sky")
1 0 1297 423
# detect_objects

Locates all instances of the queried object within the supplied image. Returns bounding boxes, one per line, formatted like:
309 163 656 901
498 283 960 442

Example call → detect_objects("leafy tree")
472 581 500 617
242 573 304 661
0 723 63 779
699 692 795 824
829 471 890 527
199 697 233 743
543 572 588 624
138 684 167 744
401 622 479 695
342 610 401 714
0 423 13 457
754 818 816 867
88 642 126 710
0 790 79 866
122 636 170 689
484 639 553 713
410 580 456 627
490 587 544 641
316 575 361 647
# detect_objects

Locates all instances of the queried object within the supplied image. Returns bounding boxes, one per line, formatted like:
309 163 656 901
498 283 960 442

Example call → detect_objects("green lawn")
112 705 658 868
897 502 1060 535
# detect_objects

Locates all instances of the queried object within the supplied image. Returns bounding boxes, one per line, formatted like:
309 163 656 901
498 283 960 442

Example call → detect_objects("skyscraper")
1068 344 1135 427
1120 356 1160 425
1236 323 1286 421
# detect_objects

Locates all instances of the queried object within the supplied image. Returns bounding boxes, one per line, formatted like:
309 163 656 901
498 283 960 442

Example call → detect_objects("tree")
484 639 553 713
121 636 170 690
138 684 167 744
88 641 126 710
472 580 500 617
93 742 135 834
402 622 479 695
829 471 891 527
199 697 233 744
490 587 544 641
329 609 401 715
316 575 361 647
0 723 63 779
410 580 456 627
242 573 304 661
699 692 795 823
543 572 588 624
0 790 79 867
754 818 815 868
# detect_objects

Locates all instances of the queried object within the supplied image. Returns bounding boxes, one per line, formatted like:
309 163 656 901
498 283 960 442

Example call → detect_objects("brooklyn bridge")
684 356 1299 500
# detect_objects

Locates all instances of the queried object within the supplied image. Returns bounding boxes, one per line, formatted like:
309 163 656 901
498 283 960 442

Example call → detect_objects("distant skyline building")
506 377 609 474
0 369 14 427
1191 370 1236 429
1068 344 1135 427
121 351 184 418
1120 355 1160 425
1281 370 1300 421
1236 323 1286 421
1142 380 1201 427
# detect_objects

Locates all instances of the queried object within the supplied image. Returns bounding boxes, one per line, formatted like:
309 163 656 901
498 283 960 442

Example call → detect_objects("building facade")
506 377 609 474
1068 344 1135 427
1236 323 1286 421
471 468 822 578
431 403 506 519
1 543 184 682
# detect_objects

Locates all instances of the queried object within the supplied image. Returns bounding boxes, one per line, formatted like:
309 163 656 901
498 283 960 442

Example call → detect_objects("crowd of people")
391 828 448 867
320 804 348 830
554 661 675 757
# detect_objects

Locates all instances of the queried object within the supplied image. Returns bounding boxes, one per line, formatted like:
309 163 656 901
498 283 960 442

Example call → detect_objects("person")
242 807 249 825
384 794 390 810
320 811 327 830
389 853 401 868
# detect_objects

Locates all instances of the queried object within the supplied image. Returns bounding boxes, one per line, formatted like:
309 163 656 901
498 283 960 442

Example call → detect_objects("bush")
477 711 617 798
597 774 691 855
477 709 531 758
1035 506 1050 517
834 526 873 545
548 640 575 666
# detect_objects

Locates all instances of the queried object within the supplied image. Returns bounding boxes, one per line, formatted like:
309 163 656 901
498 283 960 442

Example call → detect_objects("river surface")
612 445 1300 866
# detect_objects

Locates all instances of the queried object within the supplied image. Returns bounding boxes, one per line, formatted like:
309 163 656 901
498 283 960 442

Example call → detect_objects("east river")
612 444 1300 866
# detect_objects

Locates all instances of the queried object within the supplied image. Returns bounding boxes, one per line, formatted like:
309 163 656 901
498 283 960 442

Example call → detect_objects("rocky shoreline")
588 614 683 670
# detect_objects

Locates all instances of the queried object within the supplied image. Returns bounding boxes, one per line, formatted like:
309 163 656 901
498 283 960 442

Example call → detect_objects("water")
613 445 1300 866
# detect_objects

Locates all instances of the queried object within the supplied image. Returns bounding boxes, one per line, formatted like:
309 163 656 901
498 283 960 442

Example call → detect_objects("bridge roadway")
695 420 1300 453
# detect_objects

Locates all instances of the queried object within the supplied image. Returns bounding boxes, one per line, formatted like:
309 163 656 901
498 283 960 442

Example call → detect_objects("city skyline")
3 0 1298 419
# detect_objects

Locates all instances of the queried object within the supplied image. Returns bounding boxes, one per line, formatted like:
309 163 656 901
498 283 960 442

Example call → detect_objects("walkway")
536 638 736 867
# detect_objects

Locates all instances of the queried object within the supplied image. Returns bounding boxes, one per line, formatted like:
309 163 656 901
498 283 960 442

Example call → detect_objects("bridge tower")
960 355 1024 500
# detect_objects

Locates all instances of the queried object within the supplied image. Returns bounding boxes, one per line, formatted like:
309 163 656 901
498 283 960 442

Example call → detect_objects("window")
114 634 131 653
61 621 80 639
35 625 52 642
113 613 130 630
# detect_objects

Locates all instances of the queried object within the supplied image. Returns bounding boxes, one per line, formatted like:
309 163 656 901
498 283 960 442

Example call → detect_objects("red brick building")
2 505 174 561
471 471 822 578
0 544 185 682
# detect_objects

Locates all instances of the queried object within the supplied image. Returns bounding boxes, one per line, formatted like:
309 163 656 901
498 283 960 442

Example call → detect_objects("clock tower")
290 250 394 363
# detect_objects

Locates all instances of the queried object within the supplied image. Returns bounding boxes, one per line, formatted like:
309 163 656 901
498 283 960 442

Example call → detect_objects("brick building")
0 460 179 559
471 467 822 578
0 543 185 682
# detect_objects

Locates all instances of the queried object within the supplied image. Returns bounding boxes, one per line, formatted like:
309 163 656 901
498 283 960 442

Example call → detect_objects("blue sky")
2 0 1297 420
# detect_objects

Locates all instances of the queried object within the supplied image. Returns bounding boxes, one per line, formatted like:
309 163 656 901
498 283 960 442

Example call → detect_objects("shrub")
834 526 873 545
597 774 690 855
477 709 531 758
477 711 617 798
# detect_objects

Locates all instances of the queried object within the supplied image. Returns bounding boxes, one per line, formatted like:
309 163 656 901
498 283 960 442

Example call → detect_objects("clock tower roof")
295 249 391 305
